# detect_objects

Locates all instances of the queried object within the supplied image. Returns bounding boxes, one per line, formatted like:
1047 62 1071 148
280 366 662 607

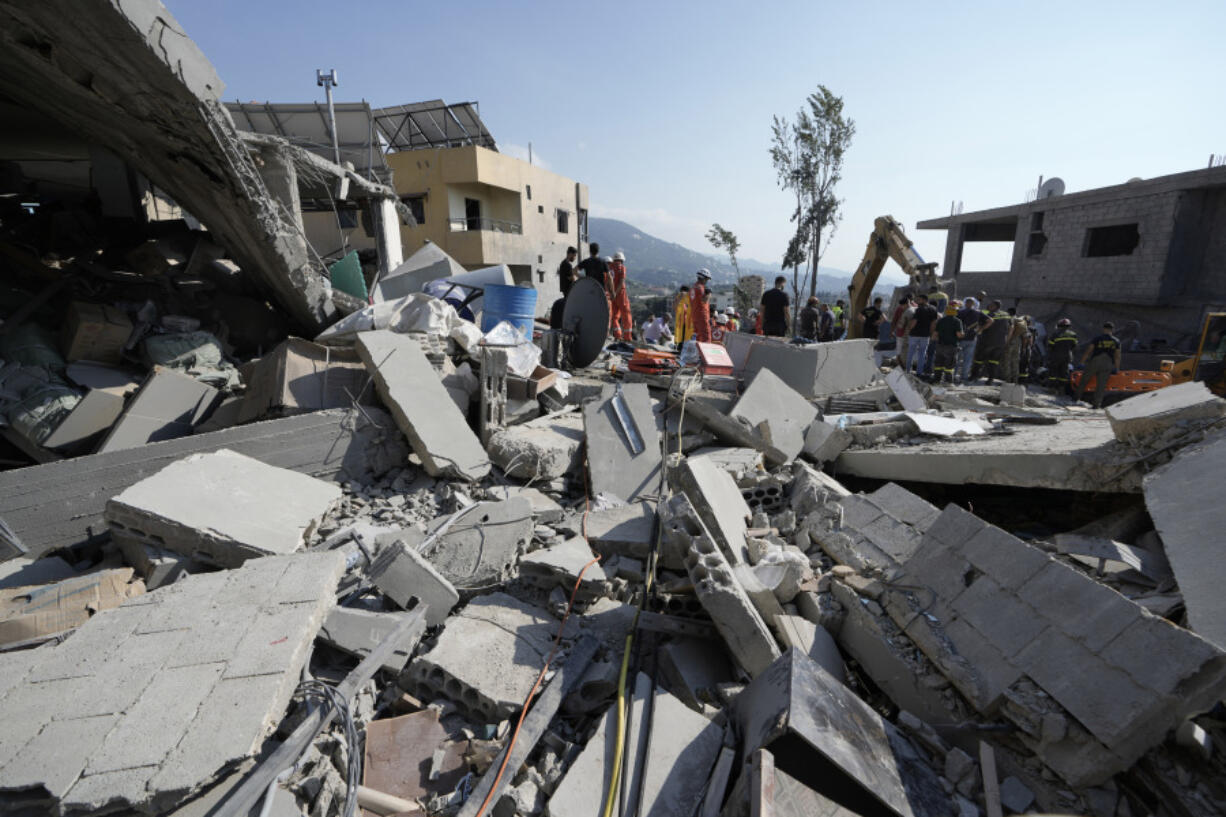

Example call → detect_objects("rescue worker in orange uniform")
690 268 713 343
711 313 729 345
608 251 632 341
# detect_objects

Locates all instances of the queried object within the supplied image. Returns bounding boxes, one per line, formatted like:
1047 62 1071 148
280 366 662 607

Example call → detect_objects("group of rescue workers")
556 244 1123 408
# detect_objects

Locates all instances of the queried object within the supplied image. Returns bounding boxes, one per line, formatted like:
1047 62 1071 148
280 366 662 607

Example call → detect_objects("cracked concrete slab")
0 551 344 814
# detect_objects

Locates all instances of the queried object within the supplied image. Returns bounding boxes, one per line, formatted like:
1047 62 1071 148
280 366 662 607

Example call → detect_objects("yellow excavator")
845 215 941 339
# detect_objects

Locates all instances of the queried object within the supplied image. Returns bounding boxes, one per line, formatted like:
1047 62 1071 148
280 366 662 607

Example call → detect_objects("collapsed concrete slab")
730 368 818 463
582 501 661 562
488 412 584 481
486 486 564 523
583 384 663 502
734 650 950 817
887 504 1226 786
519 537 607 597
318 607 428 673
741 338 880 398
367 541 459 627
105 449 342 568
808 482 941 575
404 592 573 723
835 417 1142 493
547 673 723 817
415 499 533 590
0 1 332 329
1144 428 1226 649
802 420 852 464
0 408 405 559
356 330 490 481
1106 381 1226 444
97 368 222 453
0 551 345 814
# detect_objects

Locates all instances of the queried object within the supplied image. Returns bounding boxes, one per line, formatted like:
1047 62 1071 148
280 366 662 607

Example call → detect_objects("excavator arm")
846 215 939 338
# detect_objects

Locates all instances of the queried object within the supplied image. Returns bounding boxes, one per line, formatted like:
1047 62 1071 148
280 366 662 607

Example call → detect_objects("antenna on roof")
1038 177 1065 199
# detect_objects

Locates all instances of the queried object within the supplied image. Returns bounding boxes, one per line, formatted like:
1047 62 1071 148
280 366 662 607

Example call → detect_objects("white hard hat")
613 251 625 261
716 314 728 324
696 268 711 280
725 307 735 314
604 256 612 264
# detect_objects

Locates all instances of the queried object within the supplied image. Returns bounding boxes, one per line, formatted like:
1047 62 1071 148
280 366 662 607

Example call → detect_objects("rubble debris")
735 649 951 817
835 415 1143 493
730 368 818 463
0 556 77 590
657 636 736 711
741 337 881 398
487 411 584 481
367 540 460 627
1143 427 1226 648
61 301 134 365
1106 381 1226 445
0 407 404 558
519 536 609 597
1052 532 1172 584
583 383 662 502
802 419 853 463
486 485 564 522
239 337 372 423
583 501 660 560
319 607 428 672
356 329 490 481
479 347 509 445
42 374 137 454
547 672 724 817
362 709 468 809
413 498 533 590
115 539 202 590
105 449 341 568
886 367 933 412
0 551 344 814
404 592 575 722
998 383 1026 406
0 567 143 647
97 367 222 453
678 455 754 565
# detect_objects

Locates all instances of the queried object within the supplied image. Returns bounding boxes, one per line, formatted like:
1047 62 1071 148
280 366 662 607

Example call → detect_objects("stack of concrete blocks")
663 494 780 677
479 347 508 446
0 552 345 814
886 504 1226 786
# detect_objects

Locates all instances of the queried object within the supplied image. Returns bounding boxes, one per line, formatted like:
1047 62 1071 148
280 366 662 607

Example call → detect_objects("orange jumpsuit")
690 282 711 343
609 262 632 340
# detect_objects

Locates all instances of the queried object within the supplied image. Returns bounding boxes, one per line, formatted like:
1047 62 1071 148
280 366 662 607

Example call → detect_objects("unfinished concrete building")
919 165 1226 349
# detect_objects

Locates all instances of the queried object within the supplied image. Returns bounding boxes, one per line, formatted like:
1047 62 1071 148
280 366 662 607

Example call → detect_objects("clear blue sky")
167 0 1226 281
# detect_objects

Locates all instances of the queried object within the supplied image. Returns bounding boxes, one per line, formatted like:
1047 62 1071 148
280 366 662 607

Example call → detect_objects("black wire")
296 680 361 817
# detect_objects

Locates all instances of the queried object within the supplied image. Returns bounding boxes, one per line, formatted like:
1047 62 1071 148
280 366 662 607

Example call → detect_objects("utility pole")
316 69 341 167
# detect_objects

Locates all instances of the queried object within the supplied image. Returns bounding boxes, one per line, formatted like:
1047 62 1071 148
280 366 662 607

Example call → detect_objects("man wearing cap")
930 305 964 384
1075 322 1122 408
557 246 578 298
760 276 791 337
609 251 632 341
691 269 713 343
1046 318 1078 392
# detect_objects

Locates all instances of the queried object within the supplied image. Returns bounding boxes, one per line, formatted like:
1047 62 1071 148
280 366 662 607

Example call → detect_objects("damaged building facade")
2 3 1226 817
919 165 1226 348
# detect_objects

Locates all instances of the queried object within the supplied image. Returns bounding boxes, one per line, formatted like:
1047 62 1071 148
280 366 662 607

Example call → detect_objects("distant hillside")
588 217 856 292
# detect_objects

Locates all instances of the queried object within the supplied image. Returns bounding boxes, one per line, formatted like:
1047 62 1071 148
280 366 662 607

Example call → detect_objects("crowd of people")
555 244 1122 408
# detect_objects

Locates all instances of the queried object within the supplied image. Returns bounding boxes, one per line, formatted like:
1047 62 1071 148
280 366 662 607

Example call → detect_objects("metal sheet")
224 100 388 182
371 100 496 152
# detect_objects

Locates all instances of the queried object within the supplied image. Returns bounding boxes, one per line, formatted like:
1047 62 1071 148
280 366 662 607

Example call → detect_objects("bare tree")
769 86 856 313
706 223 741 279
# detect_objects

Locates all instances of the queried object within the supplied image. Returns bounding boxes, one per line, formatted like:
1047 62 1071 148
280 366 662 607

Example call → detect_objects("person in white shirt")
642 315 673 344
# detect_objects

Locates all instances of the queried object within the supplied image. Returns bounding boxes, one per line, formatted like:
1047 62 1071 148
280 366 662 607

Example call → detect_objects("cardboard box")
0 568 143 646
239 337 373 423
506 365 558 401
62 301 133 364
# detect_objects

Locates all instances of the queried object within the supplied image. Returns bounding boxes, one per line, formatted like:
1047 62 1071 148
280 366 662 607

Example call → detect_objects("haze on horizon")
167 0 1226 282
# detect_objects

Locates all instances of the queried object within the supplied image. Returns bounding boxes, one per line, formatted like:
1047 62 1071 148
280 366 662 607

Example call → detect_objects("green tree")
706 223 741 279
770 86 856 312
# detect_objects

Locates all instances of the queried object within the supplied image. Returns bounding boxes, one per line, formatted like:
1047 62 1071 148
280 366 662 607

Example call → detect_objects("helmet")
716 314 728 324
696 268 711 280
604 256 612 264
725 307 735 314
613 251 625 261
1057 318 1071 327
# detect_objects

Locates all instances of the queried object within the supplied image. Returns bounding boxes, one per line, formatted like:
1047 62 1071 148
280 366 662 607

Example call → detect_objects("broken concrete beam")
519 537 607 596
583 383 663 503
730 368 818 464
105 449 342 568
488 412 584 480
668 495 780 677
835 417 1142 493
319 607 428 673
678 455 754 566
802 420 852 464
1144 428 1226 649
547 673 723 817
742 338 880 398
97 367 222 453
0 408 405 559
889 503 1226 786
1107 381 1226 444
734 649 951 817
404 592 574 723
0 551 345 814
416 498 533 590
356 330 490 481
367 540 459 627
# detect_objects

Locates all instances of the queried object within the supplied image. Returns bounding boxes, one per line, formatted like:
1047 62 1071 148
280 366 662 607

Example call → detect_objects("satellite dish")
1127 177 1143 184
561 277 610 368
1038 177 1065 198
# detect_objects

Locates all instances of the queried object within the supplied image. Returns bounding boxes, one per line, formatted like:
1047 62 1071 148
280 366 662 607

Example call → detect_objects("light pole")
316 69 341 168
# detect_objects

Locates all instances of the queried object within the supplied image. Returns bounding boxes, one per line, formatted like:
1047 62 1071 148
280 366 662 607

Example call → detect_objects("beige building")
385 144 589 315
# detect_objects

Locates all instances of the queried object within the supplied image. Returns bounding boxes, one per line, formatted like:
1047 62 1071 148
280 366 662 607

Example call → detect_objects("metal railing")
448 217 522 234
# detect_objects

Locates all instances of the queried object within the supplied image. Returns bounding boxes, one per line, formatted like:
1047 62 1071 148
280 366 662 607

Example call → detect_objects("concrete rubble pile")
1 4 1226 817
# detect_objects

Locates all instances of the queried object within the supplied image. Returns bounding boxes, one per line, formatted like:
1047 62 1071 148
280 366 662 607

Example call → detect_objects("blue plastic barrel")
481 284 538 337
